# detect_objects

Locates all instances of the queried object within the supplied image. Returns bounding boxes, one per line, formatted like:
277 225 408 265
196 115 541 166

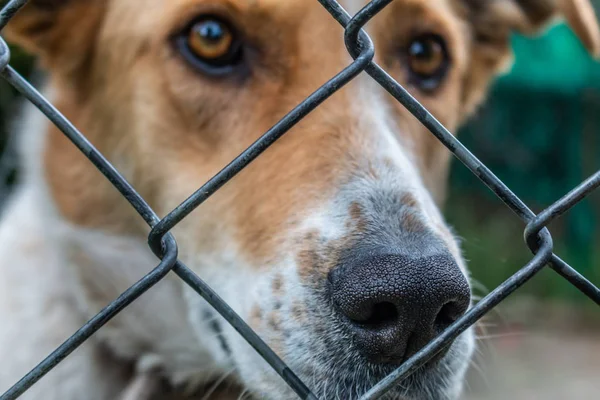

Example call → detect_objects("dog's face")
5 0 599 399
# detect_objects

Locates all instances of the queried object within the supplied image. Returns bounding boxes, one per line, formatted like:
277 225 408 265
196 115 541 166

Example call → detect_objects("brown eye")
177 17 243 74
407 34 449 91
189 19 233 59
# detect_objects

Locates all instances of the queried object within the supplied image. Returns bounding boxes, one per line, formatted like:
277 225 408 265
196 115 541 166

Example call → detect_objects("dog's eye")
177 17 243 74
406 34 449 91
189 19 234 60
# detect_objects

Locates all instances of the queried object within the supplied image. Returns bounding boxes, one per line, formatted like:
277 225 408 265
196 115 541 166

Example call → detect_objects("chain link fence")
0 0 599 399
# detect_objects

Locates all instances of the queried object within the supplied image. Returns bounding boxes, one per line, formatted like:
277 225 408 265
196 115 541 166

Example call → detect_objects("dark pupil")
199 21 225 43
410 40 432 60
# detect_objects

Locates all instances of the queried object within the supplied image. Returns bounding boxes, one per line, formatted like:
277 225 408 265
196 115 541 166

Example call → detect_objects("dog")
0 0 598 399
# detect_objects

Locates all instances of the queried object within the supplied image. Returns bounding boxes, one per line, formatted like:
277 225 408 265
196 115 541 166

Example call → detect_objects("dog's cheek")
182 287 234 370
244 272 294 358
221 321 297 400
221 269 311 399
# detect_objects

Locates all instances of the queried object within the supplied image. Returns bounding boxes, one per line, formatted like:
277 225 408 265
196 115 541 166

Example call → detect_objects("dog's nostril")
357 302 398 326
434 301 464 331
329 252 471 364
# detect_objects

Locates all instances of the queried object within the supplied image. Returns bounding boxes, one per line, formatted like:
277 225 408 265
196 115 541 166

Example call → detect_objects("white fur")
0 88 218 398
0 96 127 399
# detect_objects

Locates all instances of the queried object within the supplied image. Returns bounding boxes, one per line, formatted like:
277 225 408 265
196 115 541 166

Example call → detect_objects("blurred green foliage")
0 44 33 194
0 44 33 150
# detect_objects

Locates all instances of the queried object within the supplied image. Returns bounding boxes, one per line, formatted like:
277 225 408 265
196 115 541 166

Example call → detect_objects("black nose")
328 252 470 364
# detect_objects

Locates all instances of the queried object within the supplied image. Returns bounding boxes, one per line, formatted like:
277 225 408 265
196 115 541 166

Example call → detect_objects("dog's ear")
461 0 600 116
557 0 600 56
468 0 600 57
1 0 105 71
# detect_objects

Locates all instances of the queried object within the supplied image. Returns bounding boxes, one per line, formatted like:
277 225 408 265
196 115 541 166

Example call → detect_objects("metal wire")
0 0 598 399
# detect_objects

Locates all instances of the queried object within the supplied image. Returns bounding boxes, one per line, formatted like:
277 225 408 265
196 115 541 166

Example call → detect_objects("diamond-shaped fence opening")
0 0 598 399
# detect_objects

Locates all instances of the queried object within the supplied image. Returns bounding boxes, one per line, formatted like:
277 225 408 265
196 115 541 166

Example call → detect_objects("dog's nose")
328 252 470 364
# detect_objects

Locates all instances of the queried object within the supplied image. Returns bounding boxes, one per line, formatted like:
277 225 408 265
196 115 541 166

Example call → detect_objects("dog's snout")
328 252 471 364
